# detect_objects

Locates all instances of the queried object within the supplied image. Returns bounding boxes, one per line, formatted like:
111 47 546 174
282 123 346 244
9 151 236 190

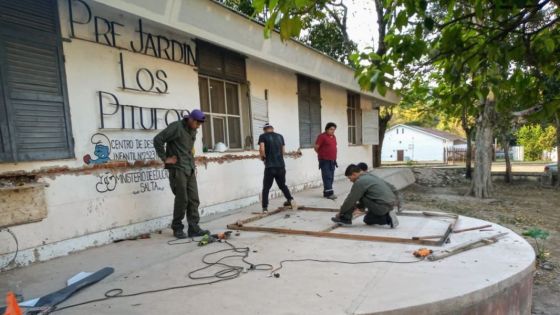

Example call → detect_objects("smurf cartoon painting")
83 133 111 165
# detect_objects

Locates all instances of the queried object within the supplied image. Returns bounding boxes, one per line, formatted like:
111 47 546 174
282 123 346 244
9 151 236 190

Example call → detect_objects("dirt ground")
401 175 559 315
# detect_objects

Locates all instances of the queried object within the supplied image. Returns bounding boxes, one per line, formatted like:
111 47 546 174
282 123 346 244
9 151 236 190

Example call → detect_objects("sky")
344 0 379 50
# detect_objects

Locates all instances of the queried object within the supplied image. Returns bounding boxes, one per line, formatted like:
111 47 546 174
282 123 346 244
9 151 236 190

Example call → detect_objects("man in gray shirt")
332 164 400 227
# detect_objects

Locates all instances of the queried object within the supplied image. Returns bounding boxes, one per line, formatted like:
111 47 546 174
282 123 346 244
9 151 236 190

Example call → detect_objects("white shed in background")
382 124 467 162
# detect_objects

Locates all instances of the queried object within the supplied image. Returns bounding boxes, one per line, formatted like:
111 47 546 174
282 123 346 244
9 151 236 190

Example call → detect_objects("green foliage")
516 125 557 161
222 0 256 16
523 227 550 240
301 17 357 64
523 227 550 261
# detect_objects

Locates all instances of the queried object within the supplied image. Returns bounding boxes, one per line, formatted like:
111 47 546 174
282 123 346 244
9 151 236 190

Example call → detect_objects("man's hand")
165 156 177 165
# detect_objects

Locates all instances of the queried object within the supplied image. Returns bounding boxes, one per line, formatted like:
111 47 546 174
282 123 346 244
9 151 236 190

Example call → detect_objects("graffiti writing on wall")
95 169 168 194
84 133 157 165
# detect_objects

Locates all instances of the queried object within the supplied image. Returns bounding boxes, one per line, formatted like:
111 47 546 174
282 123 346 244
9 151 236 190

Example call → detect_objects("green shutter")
0 0 73 162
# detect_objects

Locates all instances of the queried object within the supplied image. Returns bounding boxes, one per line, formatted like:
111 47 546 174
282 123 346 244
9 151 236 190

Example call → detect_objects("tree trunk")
465 129 473 179
555 113 560 188
372 110 392 168
470 99 496 198
461 105 473 179
503 138 512 183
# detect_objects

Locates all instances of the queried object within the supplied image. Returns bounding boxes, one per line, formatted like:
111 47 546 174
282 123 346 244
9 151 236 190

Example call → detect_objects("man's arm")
259 142 266 160
314 135 322 153
258 134 265 161
153 123 178 162
340 182 367 214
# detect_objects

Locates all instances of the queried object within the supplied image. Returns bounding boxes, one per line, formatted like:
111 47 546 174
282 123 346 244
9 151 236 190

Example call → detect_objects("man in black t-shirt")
258 123 296 212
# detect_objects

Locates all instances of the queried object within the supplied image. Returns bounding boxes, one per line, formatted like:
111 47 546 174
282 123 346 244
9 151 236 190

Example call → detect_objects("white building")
0 0 398 267
382 124 466 162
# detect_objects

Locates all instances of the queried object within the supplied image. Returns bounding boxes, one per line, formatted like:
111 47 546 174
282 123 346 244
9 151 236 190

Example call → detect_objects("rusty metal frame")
228 206 459 246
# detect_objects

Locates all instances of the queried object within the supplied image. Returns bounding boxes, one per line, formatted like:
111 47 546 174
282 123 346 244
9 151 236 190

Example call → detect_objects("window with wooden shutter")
197 41 246 83
347 93 362 145
0 0 73 162
297 75 321 148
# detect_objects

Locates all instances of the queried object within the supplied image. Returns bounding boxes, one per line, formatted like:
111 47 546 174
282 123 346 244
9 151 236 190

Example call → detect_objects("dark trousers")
168 168 200 231
262 167 293 209
319 159 336 197
341 199 393 225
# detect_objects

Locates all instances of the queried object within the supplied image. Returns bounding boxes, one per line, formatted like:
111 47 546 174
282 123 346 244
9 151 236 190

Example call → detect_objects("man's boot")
188 224 210 237
173 230 188 239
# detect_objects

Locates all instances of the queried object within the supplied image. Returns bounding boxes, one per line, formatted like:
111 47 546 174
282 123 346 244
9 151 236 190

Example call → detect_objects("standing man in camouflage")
154 109 210 239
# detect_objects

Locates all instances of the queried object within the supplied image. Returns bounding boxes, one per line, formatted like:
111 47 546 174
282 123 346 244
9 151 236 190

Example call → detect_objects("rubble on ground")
411 168 468 187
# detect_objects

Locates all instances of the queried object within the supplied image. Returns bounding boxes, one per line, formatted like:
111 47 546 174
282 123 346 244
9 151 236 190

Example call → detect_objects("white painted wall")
0 1 377 268
381 125 447 162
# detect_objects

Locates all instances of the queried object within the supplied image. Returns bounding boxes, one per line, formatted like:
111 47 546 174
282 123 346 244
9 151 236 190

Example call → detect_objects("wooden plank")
428 233 508 261
297 206 339 212
412 235 444 240
235 207 287 226
226 224 441 246
453 224 492 233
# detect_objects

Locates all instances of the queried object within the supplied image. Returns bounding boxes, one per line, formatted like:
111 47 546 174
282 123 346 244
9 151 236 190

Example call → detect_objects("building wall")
381 126 446 162
0 1 374 268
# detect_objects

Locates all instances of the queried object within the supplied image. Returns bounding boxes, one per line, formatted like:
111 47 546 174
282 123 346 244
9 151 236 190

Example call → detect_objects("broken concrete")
0 171 534 314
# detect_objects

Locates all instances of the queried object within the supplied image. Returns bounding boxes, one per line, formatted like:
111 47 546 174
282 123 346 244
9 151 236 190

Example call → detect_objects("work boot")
283 199 297 209
388 210 399 228
173 230 188 239
188 224 210 237
331 215 352 226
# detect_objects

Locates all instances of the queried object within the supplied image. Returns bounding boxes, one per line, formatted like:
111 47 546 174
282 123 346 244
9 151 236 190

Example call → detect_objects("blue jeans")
319 159 336 197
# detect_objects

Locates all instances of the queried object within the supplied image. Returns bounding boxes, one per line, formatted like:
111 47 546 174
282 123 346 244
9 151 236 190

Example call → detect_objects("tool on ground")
428 232 508 261
213 231 232 240
413 248 433 258
198 234 213 246
198 231 233 246
453 224 492 233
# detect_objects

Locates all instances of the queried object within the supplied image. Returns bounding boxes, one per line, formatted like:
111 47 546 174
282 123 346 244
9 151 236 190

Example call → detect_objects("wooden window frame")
347 93 362 145
199 75 244 151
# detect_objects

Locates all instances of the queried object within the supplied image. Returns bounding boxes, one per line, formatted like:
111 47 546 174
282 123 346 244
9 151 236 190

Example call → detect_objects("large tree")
254 0 560 197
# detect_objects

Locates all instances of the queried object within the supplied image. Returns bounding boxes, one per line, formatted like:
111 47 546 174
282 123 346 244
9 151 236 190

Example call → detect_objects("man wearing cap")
154 109 210 239
258 123 296 212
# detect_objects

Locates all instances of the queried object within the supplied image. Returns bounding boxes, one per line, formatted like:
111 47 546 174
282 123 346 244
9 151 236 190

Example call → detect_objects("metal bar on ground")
226 224 442 245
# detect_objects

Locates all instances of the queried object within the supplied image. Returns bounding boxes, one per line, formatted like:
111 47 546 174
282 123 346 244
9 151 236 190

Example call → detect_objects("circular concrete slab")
51 214 534 315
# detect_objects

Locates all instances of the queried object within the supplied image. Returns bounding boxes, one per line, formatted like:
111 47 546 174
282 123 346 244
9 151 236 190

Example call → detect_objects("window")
347 93 362 145
297 75 321 148
0 0 74 162
199 76 243 150
197 41 251 151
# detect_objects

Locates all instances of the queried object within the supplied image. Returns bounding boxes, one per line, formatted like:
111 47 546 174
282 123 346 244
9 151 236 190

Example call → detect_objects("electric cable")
50 240 422 313
52 240 270 313
270 257 423 276
0 228 18 271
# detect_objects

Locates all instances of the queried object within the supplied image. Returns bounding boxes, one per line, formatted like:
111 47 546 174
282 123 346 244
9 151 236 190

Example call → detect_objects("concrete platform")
0 170 535 314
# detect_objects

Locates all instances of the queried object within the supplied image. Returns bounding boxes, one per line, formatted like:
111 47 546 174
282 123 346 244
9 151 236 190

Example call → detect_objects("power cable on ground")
51 239 423 313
